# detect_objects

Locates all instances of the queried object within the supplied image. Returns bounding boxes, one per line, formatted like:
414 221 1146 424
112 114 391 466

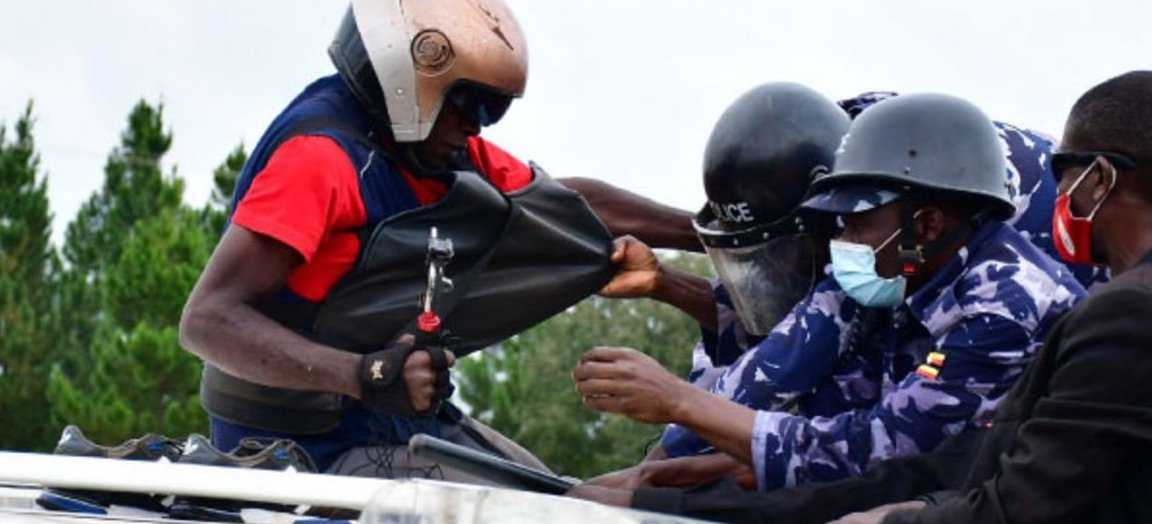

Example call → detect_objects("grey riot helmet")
802 93 1015 274
803 93 1014 217
694 83 851 336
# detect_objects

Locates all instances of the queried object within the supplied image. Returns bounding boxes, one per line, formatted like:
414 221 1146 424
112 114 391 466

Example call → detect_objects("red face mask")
1052 159 1115 265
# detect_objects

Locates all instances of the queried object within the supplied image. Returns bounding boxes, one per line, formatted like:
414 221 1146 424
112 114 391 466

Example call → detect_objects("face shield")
694 206 819 336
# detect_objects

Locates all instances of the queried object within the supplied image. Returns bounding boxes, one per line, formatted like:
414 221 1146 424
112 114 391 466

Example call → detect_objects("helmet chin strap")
896 204 988 276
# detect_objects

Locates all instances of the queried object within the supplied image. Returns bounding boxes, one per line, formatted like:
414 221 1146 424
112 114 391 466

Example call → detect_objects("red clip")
418 312 442 333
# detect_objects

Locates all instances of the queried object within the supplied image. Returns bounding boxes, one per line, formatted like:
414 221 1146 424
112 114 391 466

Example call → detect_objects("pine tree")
63 101 183 275
47 101 211 443
202 144 247 237
49 207 211 442
56 101 184 365
0 103 59 450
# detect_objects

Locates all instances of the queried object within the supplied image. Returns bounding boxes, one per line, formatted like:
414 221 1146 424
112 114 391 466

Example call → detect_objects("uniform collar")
903 221 1003 324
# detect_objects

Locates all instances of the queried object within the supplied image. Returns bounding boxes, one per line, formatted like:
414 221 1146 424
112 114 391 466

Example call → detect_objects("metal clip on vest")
416 227 455 346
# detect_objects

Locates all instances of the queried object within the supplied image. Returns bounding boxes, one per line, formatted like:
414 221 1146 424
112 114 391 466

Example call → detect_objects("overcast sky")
1 1 1149 244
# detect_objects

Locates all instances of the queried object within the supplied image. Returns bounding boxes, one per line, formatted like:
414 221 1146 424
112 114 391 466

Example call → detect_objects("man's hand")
573 347 693 424
566 484 634 508
404 342 457 413
583 464 649 490
359 334 456 415
586 453 755 491
827 501 927 524
599 236 663 299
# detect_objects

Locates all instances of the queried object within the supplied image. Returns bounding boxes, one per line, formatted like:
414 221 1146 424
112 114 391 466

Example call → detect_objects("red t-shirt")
232 136 533 301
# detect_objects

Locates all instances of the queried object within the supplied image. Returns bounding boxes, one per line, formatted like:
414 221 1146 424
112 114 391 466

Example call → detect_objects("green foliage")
48 207 215 443
202 144 247 237
56 101 186 371
63 101 183 276
104 208 214 328
0 102 58 450
0 100 243 449
42 100 219 445
48 322 204 444
0 103 52 287
456 253 714 479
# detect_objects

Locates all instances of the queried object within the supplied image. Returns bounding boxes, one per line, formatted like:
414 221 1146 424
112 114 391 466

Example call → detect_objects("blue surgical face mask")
829 227 907 308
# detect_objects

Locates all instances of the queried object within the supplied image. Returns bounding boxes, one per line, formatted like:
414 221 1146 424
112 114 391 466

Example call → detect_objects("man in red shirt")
179 0 695 481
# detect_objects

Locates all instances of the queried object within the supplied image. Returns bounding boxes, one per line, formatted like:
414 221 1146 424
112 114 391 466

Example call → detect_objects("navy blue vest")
233 75 420 239
207 75 450 443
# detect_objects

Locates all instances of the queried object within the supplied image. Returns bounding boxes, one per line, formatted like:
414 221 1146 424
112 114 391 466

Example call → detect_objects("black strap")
395 175 524 342
897 204 980 276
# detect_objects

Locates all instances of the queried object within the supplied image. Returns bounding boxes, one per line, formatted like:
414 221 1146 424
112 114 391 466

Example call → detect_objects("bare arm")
667 387 759 464
179 225 363 397
583 452 756 491
180 225 442 410
653 267 717 332
560 177 702 252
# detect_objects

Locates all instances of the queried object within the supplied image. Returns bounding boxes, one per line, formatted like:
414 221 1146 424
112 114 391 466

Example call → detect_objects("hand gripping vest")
202 165 614 434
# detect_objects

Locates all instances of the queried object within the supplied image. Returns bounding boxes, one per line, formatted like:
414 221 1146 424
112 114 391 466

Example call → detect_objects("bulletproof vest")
202 166 614 434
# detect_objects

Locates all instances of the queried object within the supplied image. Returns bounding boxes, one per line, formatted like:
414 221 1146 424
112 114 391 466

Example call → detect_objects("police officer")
576 93 1086 491
575 70 1152 524
611 88 1101 477
599 82 848 393
839 92 1109 290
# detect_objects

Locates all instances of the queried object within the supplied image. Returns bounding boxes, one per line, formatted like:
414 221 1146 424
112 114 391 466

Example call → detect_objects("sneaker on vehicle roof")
167 434 317 522
36 425 183 515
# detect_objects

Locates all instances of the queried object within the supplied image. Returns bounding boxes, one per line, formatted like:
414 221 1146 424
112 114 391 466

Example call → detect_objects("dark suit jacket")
633 251 1152 524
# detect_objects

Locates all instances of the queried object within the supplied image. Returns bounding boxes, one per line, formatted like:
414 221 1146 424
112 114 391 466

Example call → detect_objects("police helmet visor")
694 205 818 336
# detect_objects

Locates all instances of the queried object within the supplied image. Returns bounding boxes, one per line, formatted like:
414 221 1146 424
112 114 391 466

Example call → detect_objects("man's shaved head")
1065 71 1152 163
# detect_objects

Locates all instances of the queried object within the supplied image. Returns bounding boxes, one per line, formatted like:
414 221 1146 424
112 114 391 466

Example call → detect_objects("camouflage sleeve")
750 314 1032 491
669 282 765 457
663 278 850 458
710 277 852 408
691 281 760 377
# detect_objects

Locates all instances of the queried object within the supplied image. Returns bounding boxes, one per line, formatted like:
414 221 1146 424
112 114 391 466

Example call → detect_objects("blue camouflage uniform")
660 93 1092 490
667 218 1085 491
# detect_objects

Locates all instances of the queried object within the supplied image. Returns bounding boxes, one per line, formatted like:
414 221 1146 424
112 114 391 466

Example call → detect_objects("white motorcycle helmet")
329 0 529 142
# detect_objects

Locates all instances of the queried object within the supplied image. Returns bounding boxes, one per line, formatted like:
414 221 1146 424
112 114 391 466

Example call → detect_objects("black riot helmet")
802 93 1014 274
700 83 851 232
694 83 851 336
805 93 1014 218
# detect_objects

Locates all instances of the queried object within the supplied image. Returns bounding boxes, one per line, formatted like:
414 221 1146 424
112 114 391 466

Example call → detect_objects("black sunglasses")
1051 150 1138 173
446 84 514 128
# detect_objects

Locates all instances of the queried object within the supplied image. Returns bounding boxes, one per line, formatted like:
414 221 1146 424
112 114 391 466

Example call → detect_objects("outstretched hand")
599 236 663 299
573 347 692 424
